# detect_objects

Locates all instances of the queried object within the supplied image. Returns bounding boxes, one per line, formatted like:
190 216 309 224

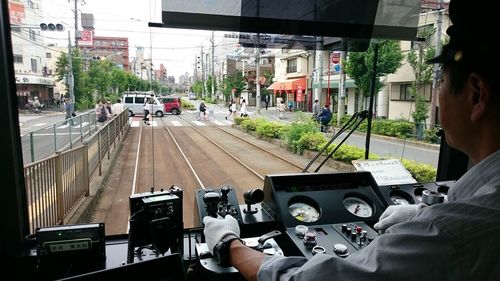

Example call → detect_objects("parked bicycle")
194 109 215 121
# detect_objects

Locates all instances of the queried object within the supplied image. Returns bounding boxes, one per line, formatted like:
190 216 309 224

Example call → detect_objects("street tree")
345 40 404 111
222 71 245 101
407 26 436 140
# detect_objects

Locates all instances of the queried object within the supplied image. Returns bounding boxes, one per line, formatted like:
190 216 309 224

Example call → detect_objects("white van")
122 91 165 117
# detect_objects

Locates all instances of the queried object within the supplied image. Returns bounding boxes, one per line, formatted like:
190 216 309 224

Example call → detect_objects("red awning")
267 78 306 91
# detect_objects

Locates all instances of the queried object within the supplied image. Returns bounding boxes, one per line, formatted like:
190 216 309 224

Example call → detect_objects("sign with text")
352 159 416 186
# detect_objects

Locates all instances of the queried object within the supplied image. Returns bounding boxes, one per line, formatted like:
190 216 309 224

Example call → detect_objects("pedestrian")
105 101 113 119
112 98 125 117
225 99 236 120
264 95 270 110
317 104 332 132
312 99 319 119
278 100 286 119
202 2 500 280
64 98 75 125
240 98 248 117
96 101 107 123
143 98 154 125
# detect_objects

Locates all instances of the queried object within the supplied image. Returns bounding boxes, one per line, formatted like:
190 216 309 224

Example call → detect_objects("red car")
160 97 182 115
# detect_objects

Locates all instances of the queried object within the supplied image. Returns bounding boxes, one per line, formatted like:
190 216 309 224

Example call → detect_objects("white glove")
374 203 426 232
203 215 240 254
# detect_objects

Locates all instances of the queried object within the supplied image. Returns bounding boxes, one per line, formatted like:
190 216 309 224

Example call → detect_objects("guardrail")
23 110 129 233
21 111 100 165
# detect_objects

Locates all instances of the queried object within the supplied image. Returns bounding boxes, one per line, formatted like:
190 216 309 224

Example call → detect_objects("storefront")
15 74 55 109
267 77 308 111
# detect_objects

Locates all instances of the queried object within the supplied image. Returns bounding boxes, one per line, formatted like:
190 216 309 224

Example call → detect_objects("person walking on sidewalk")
240 98 248 117
225 99 237 120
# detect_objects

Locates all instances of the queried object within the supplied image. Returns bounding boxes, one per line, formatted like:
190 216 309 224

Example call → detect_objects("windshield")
8 0 447 237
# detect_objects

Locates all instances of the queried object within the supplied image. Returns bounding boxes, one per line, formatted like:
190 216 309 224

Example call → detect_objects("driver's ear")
469 73 493 122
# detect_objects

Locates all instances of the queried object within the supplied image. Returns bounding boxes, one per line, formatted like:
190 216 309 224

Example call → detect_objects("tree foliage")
407 26 436 139
345 40 404 109
221 71 246 100
55 49 169 109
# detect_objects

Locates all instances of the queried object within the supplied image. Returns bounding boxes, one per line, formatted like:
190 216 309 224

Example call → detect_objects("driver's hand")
203 215 240 254
374 204 426 232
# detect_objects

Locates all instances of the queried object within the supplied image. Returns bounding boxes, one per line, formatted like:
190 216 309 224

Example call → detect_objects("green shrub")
295 132 327 154
424 127 441 144
285 119 318 152
401 159 437 182
240 117 265 131
255 122 288 139
327 144 380 162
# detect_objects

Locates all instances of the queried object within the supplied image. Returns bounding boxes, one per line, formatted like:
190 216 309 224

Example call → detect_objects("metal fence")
21 111 100 165
23 111 129 233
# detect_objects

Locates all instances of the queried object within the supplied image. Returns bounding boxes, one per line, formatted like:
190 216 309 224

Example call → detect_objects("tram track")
97 113 334 233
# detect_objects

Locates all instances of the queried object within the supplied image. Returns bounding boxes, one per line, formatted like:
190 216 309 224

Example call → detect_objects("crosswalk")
130 119 233 128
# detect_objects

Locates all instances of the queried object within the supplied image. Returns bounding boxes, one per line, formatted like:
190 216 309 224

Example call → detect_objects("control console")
285 221 378 259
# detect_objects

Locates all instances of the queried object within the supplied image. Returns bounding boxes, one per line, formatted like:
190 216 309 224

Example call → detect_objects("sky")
42 0 216 80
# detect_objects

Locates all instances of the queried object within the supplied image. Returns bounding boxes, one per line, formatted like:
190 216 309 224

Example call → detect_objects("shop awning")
267 78 307 91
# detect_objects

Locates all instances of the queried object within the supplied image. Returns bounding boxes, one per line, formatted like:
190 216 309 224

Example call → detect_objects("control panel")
286 222 378 259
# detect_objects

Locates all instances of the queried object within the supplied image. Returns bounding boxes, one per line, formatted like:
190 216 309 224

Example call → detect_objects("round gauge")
343 197 373 218
391 195 411 205
288 202 320 222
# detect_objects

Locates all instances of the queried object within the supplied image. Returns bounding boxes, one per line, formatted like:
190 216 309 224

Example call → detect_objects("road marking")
171 120 182 126
192 121 206 126
223 120 233 125
34 123 48 127
212 120 226 126
131 120 140 127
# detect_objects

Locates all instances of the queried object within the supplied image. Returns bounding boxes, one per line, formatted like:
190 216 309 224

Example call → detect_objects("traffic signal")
92 56 101 60
40 23 64 31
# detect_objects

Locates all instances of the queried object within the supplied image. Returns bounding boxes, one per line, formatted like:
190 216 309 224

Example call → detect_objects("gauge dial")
391 195 410 205
288 202 320 222
343 197 373 218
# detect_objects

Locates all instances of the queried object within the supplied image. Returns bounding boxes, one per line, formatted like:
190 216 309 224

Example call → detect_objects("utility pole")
255 34 261 114
211 31 215 100
71 0 79 48
67 30 75 102
337 51 347 126
430 0 443 128
200 46 206 98
314 38 323 105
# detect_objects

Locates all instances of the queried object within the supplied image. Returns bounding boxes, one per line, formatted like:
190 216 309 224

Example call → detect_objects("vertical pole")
255 34 261 114
365 42 378 159
211 31 215 100
327 51 331 107
337 51 347 126
430 0 443 128
74 0 79 48
67 30 74 102
30 132 35 162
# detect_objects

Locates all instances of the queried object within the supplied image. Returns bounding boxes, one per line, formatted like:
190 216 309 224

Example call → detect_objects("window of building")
287 58 297 73
29 29 36 41
391 83 433 101
31 58 38 73
14 54 23 63
400 84 412 100
46 52 51 59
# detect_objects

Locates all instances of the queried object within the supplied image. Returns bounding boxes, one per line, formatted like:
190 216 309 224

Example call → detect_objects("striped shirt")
258 149 500 281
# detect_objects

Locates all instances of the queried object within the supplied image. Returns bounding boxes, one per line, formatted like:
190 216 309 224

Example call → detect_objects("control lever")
203 192 221 217
243 189 264 214
245 230 281 251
